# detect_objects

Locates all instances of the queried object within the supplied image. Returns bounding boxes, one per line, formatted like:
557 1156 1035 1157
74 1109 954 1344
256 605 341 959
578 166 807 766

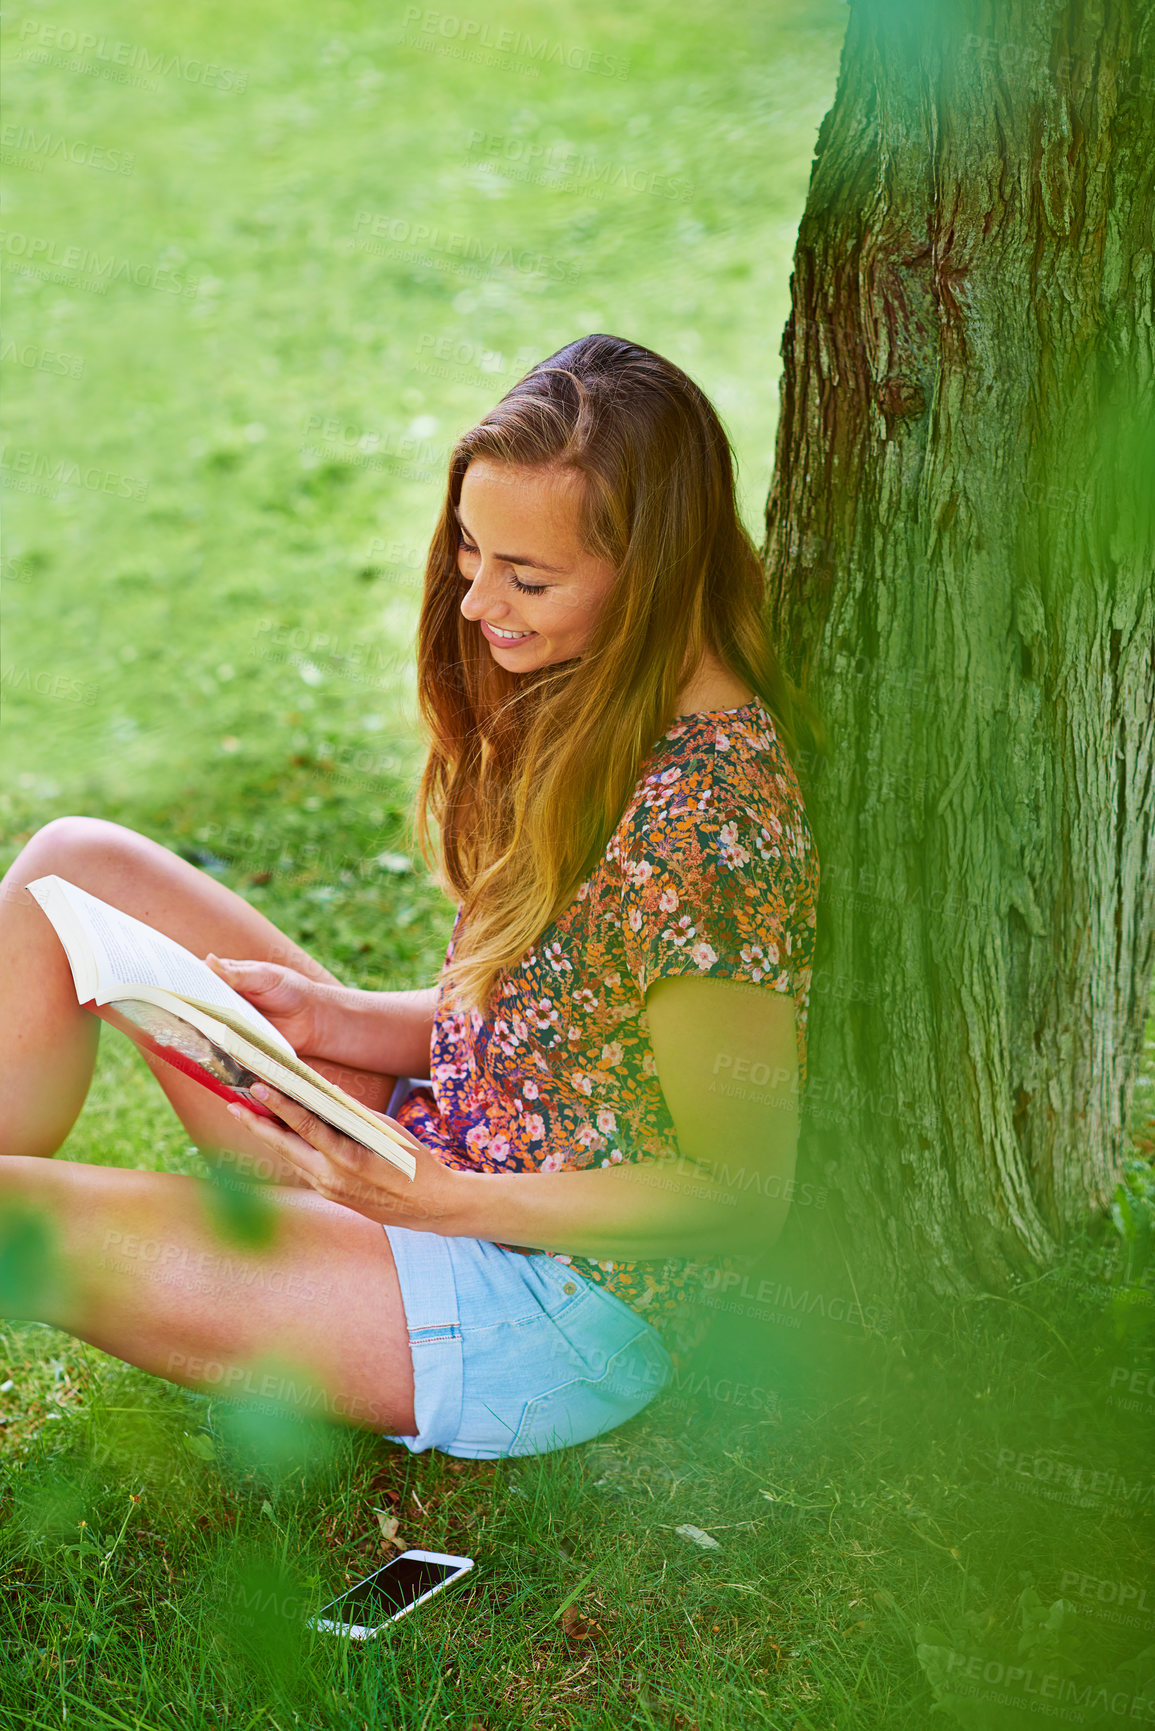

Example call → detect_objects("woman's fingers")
227 1084 451 1232
206 957 322 1052
231 1086 383 1209
208 955 294 1000
228 1098 326 1183
252 1085 353 1161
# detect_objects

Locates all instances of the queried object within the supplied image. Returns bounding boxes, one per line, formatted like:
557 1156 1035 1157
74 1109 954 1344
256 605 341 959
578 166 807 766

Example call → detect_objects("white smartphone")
308 1550 474 1640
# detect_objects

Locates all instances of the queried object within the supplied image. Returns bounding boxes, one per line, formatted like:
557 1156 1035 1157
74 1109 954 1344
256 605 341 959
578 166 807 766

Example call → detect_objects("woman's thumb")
206 955 284 995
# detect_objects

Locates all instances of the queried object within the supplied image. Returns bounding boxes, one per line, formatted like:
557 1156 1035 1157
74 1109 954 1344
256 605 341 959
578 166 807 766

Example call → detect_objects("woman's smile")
480 620 536 644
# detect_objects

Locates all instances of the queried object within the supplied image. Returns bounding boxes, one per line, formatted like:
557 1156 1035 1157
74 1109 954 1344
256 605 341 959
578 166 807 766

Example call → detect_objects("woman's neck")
673 651 756 716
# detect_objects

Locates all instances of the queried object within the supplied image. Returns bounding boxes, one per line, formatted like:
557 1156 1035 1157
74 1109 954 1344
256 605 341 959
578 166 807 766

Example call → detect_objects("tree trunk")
764 0 1155 1305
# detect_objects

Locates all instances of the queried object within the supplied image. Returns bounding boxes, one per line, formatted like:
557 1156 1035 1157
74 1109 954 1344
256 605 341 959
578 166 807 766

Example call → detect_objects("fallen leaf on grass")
675 1524 720 1549
373 1509 403 1549
561 1603 603 1641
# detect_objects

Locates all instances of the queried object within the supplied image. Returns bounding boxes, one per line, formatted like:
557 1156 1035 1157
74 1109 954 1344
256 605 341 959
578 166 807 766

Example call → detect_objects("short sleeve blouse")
393 696 820 1367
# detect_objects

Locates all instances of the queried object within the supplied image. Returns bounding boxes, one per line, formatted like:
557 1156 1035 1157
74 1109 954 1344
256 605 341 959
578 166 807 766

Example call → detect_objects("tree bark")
764 0 1155 1304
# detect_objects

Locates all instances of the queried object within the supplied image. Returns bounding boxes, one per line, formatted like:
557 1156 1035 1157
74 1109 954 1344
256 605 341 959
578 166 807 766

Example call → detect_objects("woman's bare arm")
311 983 439 1078
440 978 800 1260
236 976 801 1264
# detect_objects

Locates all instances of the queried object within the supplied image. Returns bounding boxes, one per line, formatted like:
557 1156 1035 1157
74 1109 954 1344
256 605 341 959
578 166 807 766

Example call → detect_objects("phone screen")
327 1556 460 1623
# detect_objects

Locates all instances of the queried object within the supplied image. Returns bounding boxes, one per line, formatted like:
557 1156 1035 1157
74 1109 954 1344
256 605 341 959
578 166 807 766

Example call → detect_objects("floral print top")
393 696 819 1366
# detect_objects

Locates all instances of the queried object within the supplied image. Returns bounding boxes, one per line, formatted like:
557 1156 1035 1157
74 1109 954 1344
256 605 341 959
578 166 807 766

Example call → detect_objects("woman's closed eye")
458 537 548 596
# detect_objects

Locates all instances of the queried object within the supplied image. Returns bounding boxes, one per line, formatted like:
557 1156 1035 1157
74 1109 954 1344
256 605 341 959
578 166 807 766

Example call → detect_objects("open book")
27 875 417 1180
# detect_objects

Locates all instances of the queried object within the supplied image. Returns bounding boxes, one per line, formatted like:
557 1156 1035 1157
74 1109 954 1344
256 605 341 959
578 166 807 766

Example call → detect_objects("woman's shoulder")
624 698 805 833
598 696 819 995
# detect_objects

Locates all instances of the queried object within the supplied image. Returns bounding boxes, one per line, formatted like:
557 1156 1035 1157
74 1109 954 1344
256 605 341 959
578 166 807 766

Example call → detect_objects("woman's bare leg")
0 1156 417 1434
0 815 417 1434
0 815 399 1180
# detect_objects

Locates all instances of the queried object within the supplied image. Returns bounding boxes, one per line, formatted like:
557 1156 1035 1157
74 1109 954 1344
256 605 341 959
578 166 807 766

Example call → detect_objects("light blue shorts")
380 1226 674 1459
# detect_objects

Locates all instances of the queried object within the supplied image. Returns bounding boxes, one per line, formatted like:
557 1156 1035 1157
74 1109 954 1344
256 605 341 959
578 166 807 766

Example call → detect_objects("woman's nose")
459 576 483 618
459 564 501 618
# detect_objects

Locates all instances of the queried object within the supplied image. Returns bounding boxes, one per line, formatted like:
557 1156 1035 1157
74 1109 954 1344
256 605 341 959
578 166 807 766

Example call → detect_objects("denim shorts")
380 1224 674 1459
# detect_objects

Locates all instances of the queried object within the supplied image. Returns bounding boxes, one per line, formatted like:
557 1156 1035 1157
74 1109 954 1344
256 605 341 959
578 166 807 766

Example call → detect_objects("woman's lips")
480 620 536 645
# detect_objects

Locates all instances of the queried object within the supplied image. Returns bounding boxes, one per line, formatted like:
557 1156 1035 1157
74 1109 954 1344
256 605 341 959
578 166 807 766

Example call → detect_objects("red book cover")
90 1000 281 1121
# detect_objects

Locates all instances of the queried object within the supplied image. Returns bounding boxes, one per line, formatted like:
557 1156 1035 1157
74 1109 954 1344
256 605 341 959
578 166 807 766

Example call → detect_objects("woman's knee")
15 814 143 886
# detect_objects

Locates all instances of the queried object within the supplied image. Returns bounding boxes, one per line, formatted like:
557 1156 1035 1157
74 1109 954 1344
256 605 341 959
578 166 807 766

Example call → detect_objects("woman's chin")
486 637 546 665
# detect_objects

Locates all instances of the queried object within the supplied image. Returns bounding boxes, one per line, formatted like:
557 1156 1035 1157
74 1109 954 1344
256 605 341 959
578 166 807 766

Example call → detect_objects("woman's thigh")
1 814 397 1170
1 1155 417 1434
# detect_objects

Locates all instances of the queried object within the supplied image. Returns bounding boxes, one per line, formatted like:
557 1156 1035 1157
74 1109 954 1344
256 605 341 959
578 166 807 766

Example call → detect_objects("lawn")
2 0 1154 1725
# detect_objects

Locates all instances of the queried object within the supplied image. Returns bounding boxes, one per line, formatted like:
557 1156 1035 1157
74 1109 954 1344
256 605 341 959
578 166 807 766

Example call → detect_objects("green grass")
3 1180 1155 1729
3 1 1155 1725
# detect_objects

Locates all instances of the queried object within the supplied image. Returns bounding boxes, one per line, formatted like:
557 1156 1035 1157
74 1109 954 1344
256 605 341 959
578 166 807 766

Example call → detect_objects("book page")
31 875 294 1056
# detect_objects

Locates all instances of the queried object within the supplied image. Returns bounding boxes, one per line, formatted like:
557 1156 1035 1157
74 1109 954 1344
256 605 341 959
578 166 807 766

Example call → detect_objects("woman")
0 334 820 1458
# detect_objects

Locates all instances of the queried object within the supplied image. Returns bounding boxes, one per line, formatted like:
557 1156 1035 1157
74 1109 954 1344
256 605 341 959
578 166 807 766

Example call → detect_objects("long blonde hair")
413 334 823 1016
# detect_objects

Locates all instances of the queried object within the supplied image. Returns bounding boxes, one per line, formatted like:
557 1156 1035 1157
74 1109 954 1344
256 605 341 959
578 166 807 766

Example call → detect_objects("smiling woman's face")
455 459 618 670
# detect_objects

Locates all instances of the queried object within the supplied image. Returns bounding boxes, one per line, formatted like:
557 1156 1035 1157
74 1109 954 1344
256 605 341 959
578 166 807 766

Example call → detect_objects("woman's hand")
206 960 439 1079
225 1083 462 1231
206 955 337 1057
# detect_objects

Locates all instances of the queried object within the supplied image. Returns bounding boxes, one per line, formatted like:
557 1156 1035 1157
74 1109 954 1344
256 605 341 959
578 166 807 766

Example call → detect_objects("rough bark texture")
764 0 1155 1304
